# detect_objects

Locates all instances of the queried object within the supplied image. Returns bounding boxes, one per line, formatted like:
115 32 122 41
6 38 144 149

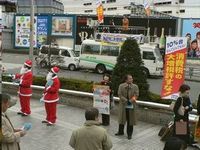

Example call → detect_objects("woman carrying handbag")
173 84 193 147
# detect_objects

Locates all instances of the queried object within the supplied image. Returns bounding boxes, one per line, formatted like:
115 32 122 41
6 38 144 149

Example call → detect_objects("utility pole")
29 0 34 62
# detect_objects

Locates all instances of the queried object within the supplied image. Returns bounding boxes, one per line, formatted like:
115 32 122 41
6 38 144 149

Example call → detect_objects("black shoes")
17 112 28 116
46 123 54 126
128 136 132 140
42 120 48 124
115 132 124 136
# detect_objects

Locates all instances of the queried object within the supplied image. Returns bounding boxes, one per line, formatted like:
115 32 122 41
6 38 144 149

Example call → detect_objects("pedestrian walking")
69 107 113 150
13 60 33 116
41 66 60 126
173 84 193 147
115 74 139 140
2 93 27 150
100 74 113 126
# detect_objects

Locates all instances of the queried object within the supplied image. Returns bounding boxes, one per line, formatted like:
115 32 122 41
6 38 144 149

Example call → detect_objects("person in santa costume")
13 60 33 116
41 66 60 126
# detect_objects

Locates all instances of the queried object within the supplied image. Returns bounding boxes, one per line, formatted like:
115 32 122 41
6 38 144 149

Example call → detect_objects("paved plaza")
6 97 198 150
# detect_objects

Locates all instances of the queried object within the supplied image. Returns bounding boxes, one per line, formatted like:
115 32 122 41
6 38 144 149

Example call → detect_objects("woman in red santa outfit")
13 60 33 116
41 66 60 126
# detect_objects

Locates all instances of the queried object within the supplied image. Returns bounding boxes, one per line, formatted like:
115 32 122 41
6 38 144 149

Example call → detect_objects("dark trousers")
126 109 133 137
102 114 110 125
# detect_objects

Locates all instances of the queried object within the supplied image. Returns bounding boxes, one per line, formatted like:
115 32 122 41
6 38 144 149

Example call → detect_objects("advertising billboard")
15 16 37 48
37 16 48 47
182 19 200 59
51 16 73 36
182 19 200 40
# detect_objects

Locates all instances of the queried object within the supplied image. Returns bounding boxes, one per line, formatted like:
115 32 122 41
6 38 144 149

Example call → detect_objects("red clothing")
15 70 33 114
15 70 33 96
45 102 57 124
43 76 60 103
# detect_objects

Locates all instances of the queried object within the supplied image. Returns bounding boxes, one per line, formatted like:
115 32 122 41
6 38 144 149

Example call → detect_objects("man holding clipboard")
115 74 139 140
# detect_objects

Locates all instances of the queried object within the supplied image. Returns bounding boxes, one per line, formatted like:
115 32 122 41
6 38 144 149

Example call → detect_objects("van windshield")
155 48 163 61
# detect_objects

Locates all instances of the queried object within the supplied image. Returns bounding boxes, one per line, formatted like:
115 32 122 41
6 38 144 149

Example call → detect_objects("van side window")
61 50 70 57
82 44 100 54
143 51 155 60
101 45 119 56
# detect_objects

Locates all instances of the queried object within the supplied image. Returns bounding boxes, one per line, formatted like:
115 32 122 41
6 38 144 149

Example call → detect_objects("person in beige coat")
69 107 113 150
115 74 139 140
1 93 27 150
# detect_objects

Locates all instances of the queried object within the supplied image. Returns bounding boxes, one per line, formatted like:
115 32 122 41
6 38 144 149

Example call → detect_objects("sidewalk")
7 97 197 150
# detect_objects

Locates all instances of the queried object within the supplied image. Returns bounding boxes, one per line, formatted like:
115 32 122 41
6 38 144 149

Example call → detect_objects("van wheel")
96 64 106 74
69 64 76 71
40 61 47 68
142 68 150 78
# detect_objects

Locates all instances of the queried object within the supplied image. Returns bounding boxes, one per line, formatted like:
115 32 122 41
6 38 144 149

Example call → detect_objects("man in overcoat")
115 74 139 140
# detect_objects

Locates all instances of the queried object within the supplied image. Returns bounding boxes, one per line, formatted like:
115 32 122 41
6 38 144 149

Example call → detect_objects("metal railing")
3 81 197 114
185 66 200 80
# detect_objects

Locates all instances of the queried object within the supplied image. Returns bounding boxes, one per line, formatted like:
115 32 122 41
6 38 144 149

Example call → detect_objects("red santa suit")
43 67 60 125
14 60 33 115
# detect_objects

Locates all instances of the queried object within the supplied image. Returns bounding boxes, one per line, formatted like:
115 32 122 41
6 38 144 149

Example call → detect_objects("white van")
79 39 163 76
35 45 80 71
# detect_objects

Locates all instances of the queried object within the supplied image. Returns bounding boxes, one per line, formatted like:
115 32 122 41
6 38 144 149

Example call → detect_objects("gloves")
22 123 32 131
46 80 53 86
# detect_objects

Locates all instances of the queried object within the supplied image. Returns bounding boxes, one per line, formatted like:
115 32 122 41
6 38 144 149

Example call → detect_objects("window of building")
162 11 172 14
179 0 184 3
179 9 185 13
83 2 92 6
84 10 93 13
107 0 116 3
154 1 171 5
102 1 105 4
107 7 117 11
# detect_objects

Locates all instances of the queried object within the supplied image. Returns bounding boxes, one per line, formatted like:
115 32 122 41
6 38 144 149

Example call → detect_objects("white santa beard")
46 72 53 81
20 67 28 74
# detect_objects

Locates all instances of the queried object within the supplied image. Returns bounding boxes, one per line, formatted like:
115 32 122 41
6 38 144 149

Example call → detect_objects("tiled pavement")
7 98 197 150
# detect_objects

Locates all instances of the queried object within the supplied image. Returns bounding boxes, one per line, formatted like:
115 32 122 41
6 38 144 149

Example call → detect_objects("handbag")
175 121 187 135
178 97 185 116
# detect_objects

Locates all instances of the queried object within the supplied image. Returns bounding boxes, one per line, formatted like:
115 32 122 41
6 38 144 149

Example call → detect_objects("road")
2 53 200 102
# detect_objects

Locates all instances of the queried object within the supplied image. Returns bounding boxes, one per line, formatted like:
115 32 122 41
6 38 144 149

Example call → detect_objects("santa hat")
51 66 60 74
24 60 32 67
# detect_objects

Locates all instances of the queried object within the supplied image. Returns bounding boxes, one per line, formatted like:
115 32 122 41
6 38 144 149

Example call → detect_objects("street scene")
1 0 200 150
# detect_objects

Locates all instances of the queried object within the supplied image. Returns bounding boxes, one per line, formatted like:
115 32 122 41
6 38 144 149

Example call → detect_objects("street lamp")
29 0 34 63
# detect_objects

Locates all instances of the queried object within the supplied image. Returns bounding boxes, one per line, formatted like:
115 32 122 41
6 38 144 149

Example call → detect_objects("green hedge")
2 75 172 105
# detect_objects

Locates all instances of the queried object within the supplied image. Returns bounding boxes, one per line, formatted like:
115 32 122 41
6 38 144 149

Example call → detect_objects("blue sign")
182 19 200 40
37 16 48 48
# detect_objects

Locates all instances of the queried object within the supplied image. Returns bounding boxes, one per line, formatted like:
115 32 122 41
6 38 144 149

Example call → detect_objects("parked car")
35 45 80 71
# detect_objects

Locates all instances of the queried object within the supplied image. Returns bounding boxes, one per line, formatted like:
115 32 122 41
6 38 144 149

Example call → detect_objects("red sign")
161 37 187 100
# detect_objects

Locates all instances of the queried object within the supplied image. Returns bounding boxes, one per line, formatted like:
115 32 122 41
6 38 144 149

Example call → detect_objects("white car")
35 45 80 71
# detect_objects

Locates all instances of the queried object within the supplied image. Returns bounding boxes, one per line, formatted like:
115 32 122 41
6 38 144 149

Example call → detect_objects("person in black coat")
173 84 193 146
100 74 113 126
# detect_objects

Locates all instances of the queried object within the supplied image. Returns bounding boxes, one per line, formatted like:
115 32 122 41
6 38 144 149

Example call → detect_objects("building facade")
153 0 200 18
64 0 148 15
17 0 64 14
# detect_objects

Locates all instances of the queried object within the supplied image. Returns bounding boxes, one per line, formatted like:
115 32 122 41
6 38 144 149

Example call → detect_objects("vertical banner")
37 16 48 48
93 85 110 115
15 16 37 47
96 0 104 24
143 2 151 16
161 37 187 100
